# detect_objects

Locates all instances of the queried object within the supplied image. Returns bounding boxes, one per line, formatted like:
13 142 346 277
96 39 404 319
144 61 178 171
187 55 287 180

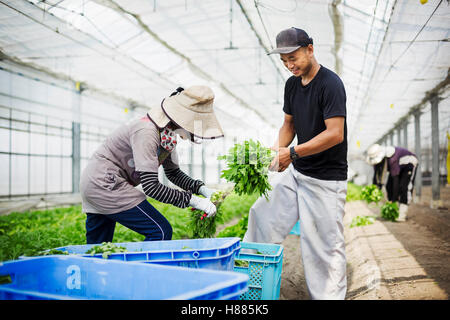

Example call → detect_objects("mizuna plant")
217 139 276 200
361 184 383 204
349 215 376 228
380 201 399 222
189 189 232 239
85 242 128 259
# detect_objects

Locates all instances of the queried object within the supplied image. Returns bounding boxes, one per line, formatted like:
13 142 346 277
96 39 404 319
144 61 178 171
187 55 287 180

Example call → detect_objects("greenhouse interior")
0 0 449 302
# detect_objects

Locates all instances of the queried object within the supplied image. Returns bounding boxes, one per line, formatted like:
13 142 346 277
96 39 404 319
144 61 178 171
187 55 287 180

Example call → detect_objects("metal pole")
430 95 441 208
218 139 223 184
72 122 81 193
189 143 194 177
8 108 12 199
397 127 402 147
403 120 408 149
414 112 422 201
72 84 81 193
27 112 31 197
390 132 394 146
201 143 206 183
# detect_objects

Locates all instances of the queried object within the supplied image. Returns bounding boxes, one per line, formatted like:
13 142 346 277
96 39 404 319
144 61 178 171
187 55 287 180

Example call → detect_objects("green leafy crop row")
348 183 401 223
0 192 258 262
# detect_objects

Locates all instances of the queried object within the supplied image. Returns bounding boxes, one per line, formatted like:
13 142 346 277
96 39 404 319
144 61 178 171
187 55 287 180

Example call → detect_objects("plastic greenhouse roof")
0 0 449 157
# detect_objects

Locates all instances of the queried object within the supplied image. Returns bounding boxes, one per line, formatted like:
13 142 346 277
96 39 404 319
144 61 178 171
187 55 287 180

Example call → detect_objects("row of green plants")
361 184 400 222
0 192 259 262
347 183 400 228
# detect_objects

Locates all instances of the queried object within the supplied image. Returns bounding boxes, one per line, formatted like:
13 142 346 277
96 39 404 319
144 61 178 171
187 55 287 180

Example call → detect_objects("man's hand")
269 147 292 172
268 146 279 172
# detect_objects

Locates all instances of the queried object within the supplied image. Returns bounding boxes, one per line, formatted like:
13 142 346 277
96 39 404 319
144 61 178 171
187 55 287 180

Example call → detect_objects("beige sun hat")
147 85 224 139
366 144 395 165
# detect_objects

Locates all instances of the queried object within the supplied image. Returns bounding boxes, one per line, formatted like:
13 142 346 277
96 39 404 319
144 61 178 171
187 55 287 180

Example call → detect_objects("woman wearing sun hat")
80 85 224 244
366 143 419 221
366 144 396 189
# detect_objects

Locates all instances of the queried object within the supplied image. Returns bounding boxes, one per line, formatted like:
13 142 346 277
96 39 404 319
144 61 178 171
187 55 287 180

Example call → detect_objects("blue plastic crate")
0 256 249 300
32 238 240 271
289 221 301 235
233 242 283 300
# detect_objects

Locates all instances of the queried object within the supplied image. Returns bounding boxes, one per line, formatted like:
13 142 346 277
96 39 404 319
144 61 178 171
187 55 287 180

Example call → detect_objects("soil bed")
279 186 450 300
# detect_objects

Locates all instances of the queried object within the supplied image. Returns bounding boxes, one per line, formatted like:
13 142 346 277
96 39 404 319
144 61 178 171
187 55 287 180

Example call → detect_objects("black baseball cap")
268 27 313 55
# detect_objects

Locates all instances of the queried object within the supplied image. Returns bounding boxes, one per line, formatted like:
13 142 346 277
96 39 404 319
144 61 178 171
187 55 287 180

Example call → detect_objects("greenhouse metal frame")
0 0 448 207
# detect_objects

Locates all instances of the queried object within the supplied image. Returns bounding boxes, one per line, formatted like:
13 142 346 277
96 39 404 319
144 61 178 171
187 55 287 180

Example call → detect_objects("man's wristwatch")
290 146 300 161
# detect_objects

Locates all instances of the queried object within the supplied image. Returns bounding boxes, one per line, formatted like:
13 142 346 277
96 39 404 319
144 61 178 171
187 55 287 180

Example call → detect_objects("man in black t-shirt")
243 27 348 300
280 64 348 180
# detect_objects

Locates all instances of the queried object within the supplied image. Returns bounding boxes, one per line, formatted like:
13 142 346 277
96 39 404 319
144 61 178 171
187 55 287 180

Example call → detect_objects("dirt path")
279 186 450 300
279 234 309 299
214 216 241 236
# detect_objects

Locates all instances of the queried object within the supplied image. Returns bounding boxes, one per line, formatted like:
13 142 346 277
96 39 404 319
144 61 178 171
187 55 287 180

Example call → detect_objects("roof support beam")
430 95 441 208
414 111 422 199
376 68 450 147
329 0 344 76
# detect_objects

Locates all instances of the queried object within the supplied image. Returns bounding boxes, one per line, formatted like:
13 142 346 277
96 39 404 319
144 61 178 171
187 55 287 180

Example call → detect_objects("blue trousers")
85 199 173 244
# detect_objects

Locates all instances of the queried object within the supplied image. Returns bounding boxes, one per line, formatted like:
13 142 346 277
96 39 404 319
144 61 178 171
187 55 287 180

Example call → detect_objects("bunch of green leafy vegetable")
361 184 383 204
189 189 231 238
85 242 128 259
350 215 376 228
36 249 69 256
380 201 399 222
234 259 249 267
189 208 217 238
218 139 276 200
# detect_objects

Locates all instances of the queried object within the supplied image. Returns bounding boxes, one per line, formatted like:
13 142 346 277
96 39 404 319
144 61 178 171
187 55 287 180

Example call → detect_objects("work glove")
198 185 215 200
189 195 217 218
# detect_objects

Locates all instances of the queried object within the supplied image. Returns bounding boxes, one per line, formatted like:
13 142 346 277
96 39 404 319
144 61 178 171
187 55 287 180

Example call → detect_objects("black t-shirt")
283 65 348 181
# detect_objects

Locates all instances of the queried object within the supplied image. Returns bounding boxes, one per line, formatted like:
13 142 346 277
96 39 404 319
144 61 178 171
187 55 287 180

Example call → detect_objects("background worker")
366 143 419 221
243 27 348 300
367 144 395 190
80 86 222 244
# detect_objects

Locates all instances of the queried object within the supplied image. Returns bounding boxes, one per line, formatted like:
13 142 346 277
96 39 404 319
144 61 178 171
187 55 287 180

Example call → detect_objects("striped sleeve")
139 171 192 208
164 167 205 194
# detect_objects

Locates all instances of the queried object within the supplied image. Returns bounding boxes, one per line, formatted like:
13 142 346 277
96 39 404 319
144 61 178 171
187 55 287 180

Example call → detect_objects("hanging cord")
388 0 443 74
